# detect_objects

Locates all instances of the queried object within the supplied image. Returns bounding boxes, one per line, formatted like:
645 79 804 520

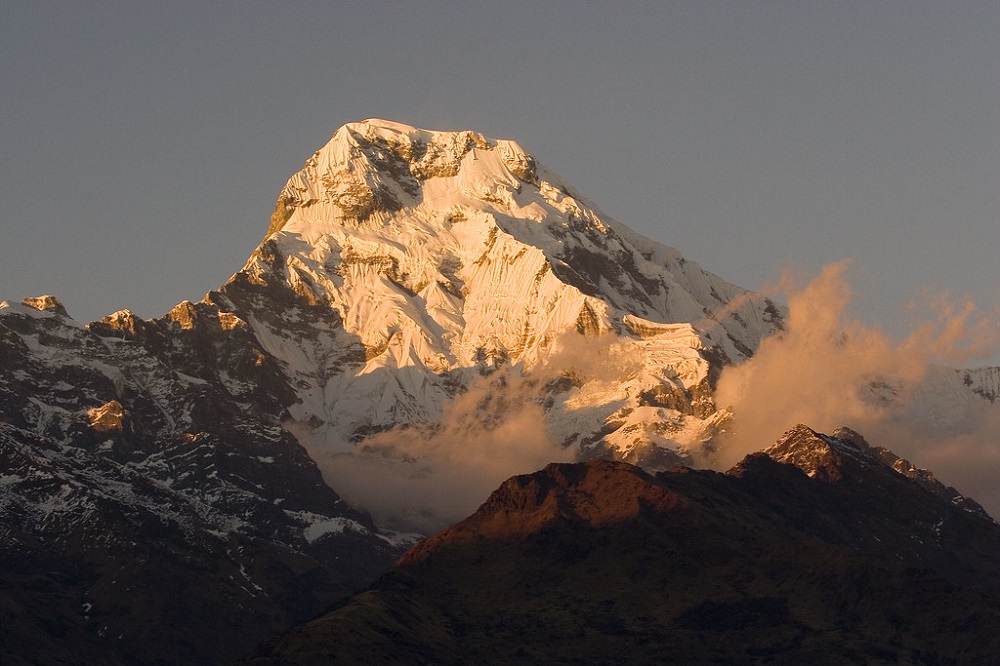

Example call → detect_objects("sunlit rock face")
761 424 992 518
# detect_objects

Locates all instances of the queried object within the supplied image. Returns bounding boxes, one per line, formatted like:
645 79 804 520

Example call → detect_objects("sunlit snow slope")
208 119 784 466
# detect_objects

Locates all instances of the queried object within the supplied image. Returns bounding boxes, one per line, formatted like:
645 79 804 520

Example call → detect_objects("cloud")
318 332 634 534
712 261 1000 517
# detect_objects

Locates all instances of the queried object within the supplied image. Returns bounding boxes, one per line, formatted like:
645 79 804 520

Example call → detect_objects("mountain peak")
399 460 687 564
21 294 69 317
758 423 867 481
267 119 535 236
226 120 786 475
753 424 993 519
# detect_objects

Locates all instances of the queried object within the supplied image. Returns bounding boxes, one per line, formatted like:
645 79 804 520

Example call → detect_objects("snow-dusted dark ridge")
0 294 414 663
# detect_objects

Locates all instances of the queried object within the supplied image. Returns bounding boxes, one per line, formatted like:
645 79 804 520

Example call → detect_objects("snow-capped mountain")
2 119 996 662
0 119 787 661
207 119 784 467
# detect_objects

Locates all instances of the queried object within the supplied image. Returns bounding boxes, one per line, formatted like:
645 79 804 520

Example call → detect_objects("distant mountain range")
2 120 996 663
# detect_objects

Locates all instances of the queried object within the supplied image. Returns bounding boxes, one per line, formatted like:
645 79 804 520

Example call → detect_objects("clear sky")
2 2 998 360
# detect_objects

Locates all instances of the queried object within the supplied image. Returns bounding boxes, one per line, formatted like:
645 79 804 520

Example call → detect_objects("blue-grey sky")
2 2 998 360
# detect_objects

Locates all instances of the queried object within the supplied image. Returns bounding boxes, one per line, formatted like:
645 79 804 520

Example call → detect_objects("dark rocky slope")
0 297 408 664
252 425 1000 665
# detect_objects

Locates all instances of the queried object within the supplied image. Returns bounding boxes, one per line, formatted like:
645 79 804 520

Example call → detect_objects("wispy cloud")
712 261 1000 516
317 332 637 533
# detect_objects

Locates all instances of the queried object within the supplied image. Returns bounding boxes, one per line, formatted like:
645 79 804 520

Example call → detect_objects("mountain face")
252 425 1000 665
210 119 784 468
0 296 412 664
2 120 996 662
1 119 784 662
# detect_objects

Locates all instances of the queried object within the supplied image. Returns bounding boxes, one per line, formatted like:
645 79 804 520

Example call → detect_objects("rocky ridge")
0 295 411 664
253 426 1000 664
762 424 993 519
